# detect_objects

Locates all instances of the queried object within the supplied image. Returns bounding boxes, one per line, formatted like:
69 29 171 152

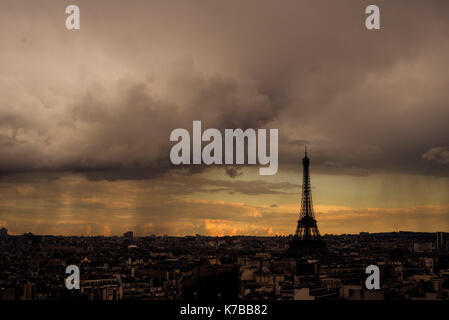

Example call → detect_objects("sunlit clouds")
1 170 448 235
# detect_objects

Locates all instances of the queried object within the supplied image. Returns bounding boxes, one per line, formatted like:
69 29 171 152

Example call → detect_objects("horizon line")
3 230 448 238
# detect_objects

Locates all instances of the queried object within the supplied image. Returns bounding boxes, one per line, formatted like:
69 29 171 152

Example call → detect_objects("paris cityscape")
1 151 448 301
1 228 448 301
1 1 449 308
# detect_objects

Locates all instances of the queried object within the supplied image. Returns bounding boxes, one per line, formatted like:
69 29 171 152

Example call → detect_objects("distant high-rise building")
288 148 326 256
436 232 446 250
124 231 134 243
0 227 8 241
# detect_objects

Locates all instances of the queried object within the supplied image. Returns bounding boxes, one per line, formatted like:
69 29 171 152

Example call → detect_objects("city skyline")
2 226 448 238
1 1 449 236
1 228 448 301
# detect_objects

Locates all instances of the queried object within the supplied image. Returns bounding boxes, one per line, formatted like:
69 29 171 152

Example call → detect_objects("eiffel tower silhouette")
288 147 326 256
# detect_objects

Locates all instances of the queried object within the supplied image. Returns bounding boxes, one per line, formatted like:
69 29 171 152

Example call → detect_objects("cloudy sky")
1 0 448 236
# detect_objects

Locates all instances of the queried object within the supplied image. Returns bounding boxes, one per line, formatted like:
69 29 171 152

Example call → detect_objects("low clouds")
1 173 448 236
423 147 449 165
225 167 243 178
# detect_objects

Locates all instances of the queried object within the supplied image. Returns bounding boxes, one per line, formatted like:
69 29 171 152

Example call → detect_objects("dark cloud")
224 167 243 179
422 147 449 165
146 174 299 196
0 0 449 180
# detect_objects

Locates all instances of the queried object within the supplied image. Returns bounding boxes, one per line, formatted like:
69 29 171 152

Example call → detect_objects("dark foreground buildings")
1 231 449 300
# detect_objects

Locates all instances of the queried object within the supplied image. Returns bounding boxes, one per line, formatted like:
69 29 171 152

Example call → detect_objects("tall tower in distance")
288 147 326 256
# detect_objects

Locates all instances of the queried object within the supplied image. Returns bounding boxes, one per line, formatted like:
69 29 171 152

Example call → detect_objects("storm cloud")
0 0 448 180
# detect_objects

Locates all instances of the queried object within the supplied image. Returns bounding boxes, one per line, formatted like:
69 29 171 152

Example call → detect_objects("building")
436 232 447 251
123 231 134 244
81 277 123 300
0 227 7 242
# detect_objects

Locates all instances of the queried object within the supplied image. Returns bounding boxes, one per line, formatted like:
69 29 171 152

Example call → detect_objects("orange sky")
1 167 448 236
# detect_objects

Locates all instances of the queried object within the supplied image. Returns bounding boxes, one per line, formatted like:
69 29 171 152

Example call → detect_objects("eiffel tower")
288 147 326 256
